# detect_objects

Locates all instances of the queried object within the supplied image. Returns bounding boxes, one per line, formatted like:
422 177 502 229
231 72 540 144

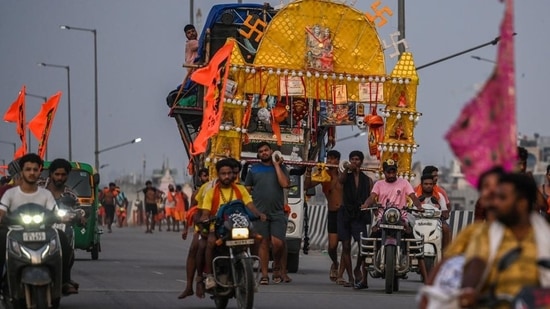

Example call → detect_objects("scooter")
411 204 443 275
1 203 63 309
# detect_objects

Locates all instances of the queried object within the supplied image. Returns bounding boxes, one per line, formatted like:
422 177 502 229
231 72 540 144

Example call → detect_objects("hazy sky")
1 0 549 183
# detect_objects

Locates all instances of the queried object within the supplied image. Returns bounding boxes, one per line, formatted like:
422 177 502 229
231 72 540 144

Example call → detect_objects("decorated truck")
168 0 421 273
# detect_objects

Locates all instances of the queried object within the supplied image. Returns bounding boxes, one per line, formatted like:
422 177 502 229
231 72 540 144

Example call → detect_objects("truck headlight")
231 228 249 239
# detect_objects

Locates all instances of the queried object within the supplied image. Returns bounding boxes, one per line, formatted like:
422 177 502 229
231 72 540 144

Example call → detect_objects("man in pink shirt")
362 159 428 282
184 24 198 70
364 159 422 224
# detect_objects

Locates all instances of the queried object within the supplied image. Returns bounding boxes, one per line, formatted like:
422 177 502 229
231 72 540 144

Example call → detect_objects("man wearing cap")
363 158 428 281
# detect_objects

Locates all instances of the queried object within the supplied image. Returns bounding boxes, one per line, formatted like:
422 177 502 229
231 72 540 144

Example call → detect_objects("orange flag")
190 40 234 156
28 92 62 159
3 85 27 158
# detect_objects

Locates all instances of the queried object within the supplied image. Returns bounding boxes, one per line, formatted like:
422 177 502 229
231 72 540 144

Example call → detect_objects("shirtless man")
304 150 343 282
99 182 117 233
143 180 162 233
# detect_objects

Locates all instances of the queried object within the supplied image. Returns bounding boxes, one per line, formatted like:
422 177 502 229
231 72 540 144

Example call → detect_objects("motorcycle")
360 204 424 294
208 200 260 309
53 194 84 250
1 203 63 309
411 204 442 275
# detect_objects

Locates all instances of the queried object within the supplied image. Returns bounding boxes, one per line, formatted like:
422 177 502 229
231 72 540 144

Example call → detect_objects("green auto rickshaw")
42 161 102 260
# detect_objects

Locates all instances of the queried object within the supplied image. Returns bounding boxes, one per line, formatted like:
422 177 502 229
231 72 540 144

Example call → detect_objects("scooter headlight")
21 214 33 224
57 209 67 218
384 208 401 224
32 214 44 224
231 228 249 240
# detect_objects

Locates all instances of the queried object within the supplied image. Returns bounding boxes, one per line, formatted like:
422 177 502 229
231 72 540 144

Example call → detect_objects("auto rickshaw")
42 161 102 260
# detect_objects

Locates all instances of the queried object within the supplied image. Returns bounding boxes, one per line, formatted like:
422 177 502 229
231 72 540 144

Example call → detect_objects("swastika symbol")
365 0 393 27
382 31 408 58
238 15 267 43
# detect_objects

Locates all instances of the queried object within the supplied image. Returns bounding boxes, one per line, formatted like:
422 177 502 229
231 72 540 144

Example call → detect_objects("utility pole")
190 0 194 25
397 0 406 54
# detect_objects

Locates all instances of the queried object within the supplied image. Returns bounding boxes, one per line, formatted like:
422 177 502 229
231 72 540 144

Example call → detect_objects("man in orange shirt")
198 159 266 290
173 185 188 232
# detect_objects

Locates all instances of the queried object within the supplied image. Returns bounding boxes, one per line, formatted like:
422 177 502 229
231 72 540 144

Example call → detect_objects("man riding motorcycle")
362 159 429 281
39 158 80 294
0 154 78 294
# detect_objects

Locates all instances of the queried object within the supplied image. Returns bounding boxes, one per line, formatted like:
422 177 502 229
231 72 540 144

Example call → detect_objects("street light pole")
0 141 16 156
96 138 142 170
397 0 406 54
38 63 72 160
26 93 47 155
60 25 98 170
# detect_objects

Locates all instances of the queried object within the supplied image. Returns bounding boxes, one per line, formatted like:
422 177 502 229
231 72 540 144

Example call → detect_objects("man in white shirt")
0 153 77 294
416 174 451 249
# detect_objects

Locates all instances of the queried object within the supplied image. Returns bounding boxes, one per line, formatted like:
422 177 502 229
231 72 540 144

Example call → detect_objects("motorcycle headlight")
384 208 401 224
32 214 43 224
21 214 33 224
57 209 67 218
231 228 249 239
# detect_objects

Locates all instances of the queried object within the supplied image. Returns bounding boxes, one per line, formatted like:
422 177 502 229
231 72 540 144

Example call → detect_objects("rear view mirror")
93 173 100 186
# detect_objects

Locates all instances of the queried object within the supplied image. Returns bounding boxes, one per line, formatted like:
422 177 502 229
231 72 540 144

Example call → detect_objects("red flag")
189 41 234 156
3 86 27 158
445 0 515 187
28 92 62 159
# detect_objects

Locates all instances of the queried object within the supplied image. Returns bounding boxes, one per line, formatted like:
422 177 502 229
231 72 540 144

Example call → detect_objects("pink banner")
445 0 516 187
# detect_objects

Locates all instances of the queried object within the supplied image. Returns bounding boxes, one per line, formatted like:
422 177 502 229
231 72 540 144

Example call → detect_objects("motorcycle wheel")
234 257 254 309
30 285 49 309
384 246 396 294
214 297 229 309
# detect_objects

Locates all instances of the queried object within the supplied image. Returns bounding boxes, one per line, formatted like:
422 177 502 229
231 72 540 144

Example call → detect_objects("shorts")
337 206 369 242
164 207 175 217
255 214 287 241
145 203 158 216
103 204 115 222
327 210 338 234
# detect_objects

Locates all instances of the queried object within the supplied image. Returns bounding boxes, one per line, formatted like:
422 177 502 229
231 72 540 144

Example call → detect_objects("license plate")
52 223 66 230
379 224 404 230
22 232 46 242
225 239 255 246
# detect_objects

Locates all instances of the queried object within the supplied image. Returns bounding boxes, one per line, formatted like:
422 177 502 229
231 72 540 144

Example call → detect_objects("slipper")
336 278 351 287
282 274 292 283
354 281 369 290
272 267 282 284
259 277 269 285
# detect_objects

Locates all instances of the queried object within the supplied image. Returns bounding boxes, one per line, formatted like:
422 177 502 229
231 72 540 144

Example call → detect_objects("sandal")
354 281 369 290
282 274 292 283
272 267 282 284
336 278 352 287
259 277 269 285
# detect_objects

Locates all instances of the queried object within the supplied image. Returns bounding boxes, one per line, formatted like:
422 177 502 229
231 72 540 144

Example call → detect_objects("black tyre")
31 286 48 309
287 252 299 273
235 258 254 309
384 246 396 294
424 256 435 278
214 297 229 309
91 243 99 260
